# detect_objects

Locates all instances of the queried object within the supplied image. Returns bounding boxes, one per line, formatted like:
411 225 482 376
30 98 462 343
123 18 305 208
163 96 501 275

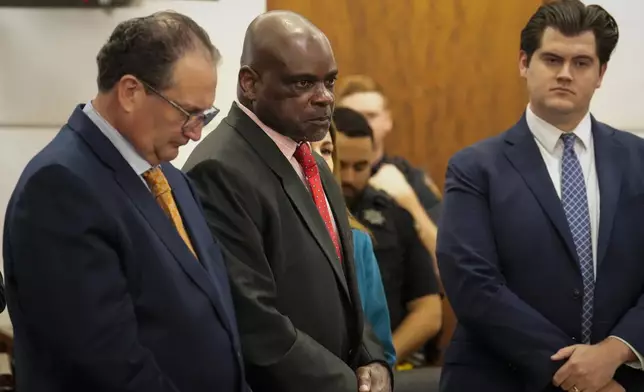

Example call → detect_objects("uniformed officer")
335 74 443 223
333 107 442 365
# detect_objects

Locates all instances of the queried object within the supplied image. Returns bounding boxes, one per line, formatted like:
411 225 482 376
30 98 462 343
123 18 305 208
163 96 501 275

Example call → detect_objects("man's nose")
311 84 334 106
184 125 203 142
557 62 573 82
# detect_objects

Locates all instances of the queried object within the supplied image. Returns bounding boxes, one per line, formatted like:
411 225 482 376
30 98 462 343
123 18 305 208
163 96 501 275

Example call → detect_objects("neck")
91 94 118 129
237 96 253 111
92 94 160 166
529 102 587 132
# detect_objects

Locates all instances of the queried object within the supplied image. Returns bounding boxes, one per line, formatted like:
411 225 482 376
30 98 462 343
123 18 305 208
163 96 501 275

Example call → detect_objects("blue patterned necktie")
560 133 594 344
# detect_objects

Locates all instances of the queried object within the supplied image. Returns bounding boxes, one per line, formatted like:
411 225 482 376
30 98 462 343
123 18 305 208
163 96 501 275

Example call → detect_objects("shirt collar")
526 104 592 154
236 101 299 160
83 101 151 175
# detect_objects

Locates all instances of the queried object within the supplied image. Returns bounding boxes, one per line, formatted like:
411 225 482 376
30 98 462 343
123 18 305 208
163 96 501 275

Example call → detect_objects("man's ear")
117 75 144 113
597 63 608 89
519 50 530 78
239 66 259 101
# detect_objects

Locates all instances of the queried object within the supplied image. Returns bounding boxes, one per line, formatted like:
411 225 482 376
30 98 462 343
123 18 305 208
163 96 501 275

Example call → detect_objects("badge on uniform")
363 209 386 226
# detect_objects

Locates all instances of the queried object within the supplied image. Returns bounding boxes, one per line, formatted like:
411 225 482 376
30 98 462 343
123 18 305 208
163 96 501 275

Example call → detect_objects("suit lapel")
317 156 352 265
69 105 234 335
318 156 364 344
224 103 351 299
592 119 622 267
163 165 236 334
503 115 579 266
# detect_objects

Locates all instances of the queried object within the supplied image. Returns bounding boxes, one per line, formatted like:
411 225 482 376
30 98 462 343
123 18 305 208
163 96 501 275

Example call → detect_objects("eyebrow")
286 69 339 81
541 52 594 61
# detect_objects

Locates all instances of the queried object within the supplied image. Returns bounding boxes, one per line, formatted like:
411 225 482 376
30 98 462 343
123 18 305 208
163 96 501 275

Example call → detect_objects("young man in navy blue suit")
438 2 644 392
3 12 247 392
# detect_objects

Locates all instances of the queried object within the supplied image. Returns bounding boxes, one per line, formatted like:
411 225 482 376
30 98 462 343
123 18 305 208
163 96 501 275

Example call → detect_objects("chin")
159 147 180 163
545 99 577 115
303 126 329 143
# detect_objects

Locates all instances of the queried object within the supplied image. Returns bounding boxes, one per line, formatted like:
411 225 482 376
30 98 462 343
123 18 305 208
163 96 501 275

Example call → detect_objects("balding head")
240 11 325 69
237 11 338 142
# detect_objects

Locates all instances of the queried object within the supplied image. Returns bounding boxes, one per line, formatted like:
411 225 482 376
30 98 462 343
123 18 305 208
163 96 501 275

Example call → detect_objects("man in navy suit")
438 2 644 392
2 11 247 392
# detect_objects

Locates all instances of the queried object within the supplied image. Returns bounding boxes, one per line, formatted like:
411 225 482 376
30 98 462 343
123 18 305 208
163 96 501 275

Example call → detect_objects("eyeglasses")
140 80 220 131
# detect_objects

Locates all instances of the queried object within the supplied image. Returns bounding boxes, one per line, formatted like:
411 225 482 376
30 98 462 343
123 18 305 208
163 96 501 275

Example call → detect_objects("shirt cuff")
609 336 644 370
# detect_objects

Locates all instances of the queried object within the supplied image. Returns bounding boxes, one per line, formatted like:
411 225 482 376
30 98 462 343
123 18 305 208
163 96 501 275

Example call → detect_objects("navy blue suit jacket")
437 114 644 392
2 105 247 392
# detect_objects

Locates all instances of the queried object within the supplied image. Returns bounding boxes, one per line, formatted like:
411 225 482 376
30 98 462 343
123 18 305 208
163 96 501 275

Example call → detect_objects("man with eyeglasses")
3 11 248 392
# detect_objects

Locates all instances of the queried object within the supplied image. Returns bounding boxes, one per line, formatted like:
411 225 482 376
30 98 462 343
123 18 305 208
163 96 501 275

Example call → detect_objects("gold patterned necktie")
142 167 197 259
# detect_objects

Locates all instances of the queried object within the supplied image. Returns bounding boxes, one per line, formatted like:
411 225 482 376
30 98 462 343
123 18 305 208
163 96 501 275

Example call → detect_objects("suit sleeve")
187 159 361 392
0 270 5 313
610 297 644 368
6 165 179 391
317 160 393 387
436 151 575 390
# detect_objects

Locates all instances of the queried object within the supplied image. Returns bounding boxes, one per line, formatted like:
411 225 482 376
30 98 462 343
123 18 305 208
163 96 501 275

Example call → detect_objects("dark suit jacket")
183 103 389 392
2 105 247 392
437 114 644 392
0 271 5 313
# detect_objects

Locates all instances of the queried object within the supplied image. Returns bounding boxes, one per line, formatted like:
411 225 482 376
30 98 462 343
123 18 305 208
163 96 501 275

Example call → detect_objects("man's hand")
369 164 415 204
356 363 391 392
597 380 625 392
551 338 632 392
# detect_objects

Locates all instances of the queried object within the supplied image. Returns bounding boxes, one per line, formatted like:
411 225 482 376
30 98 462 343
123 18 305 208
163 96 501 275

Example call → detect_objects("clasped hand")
551 339 629 392
356 363 391 392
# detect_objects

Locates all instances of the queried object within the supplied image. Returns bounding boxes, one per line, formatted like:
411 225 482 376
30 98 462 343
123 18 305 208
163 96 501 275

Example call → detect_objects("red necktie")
293 143 342 261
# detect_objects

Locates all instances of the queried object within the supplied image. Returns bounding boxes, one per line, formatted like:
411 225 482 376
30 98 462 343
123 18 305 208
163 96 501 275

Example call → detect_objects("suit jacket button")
573 289 581 299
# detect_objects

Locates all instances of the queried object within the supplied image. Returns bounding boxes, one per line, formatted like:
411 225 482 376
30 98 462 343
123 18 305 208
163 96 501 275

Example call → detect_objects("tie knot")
142 167 171 198
293 143 317 171
561 133 577 151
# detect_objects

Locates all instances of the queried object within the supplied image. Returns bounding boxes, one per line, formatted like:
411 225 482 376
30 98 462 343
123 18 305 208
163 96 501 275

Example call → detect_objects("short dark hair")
96 11 221 92
520 0 619 66
333 107 374 141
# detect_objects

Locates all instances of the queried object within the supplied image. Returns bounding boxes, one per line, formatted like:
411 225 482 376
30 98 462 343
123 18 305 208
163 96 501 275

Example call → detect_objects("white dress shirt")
526 104 643 369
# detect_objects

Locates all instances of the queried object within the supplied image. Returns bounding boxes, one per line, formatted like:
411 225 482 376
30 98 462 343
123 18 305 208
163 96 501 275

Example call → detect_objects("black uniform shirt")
350 186 440 331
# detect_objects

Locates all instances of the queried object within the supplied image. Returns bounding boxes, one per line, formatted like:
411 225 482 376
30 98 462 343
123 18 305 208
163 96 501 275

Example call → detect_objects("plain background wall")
0 0 265 328
588 0 644 134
